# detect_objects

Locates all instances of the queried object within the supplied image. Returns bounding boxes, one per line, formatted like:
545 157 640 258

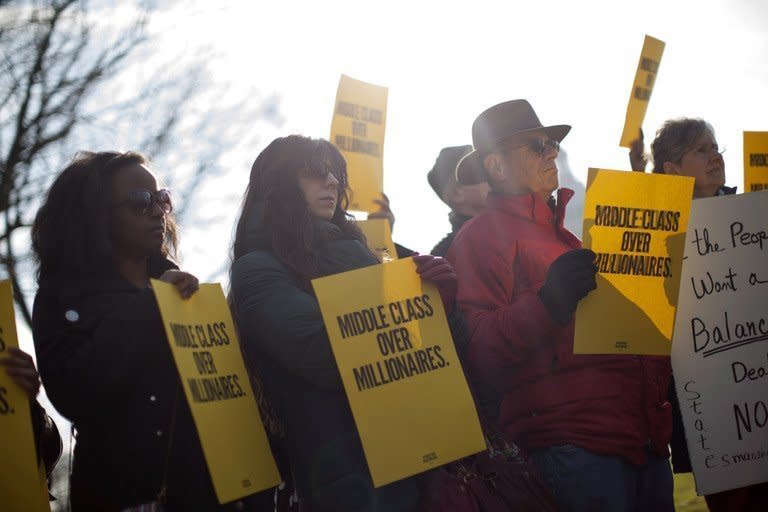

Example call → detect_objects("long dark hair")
32 151 178 281
232 135 365 283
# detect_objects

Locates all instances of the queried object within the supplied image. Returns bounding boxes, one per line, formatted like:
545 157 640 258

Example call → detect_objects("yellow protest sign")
0 280 50 512
357 219 398 262
744 131 768 192
151 281 281 503
575 169 694 355
330 74 388 212
311 258 485 487
620 35 665 147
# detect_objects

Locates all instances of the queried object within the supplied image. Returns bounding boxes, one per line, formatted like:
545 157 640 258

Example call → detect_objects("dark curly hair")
32 151 178 281
232 135 366 283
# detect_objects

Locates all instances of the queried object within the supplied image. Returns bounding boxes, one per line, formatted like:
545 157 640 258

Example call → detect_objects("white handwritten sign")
671 191 768 495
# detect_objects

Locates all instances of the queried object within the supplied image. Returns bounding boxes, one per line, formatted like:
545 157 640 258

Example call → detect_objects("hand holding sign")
0 348 41 399
0 280 50 511
413 254 458 314
367 193 395 230
629 128 648 172
157 269 199 299
539 249 598 325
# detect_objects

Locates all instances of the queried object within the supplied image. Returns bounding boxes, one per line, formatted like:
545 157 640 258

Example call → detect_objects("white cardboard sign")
671 191 768 495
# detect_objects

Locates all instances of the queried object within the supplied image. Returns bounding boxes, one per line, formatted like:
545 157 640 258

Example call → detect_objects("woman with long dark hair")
229 135 461 511
31 151 259 511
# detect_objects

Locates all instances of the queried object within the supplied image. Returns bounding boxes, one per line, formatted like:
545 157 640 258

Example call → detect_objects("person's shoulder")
232 250 284 276
453 209 512 246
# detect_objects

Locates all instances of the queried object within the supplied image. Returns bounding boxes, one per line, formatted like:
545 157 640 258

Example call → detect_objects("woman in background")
637 119 765 511
230 135 462 511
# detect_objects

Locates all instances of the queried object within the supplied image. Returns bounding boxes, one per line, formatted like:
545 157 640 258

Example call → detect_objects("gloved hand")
538 249 598 325
413 254 457 315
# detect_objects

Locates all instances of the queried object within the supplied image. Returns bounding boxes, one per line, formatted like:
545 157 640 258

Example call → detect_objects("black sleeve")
231 254 342 390
394 243 416 259
33 289 167 421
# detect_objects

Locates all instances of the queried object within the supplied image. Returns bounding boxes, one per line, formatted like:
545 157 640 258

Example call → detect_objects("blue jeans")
531 444 673 512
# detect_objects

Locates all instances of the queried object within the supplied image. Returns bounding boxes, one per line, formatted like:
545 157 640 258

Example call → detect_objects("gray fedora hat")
456 99 571 185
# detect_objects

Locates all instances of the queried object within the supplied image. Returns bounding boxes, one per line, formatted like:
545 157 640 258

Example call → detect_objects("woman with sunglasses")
639 119 765 511
229 135 461 511
31 151 262 511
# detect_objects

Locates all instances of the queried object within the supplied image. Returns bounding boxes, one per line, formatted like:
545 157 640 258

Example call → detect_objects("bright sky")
139 0 768 277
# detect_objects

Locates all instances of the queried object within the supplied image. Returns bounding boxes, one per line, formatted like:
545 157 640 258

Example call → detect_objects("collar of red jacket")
487 188 574 227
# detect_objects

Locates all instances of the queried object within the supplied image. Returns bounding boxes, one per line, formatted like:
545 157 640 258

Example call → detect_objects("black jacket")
431 213 471 257
230 212 470 511
32 257 261 511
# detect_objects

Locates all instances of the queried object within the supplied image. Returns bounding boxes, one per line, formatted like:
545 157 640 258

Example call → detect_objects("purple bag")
419 434 557 512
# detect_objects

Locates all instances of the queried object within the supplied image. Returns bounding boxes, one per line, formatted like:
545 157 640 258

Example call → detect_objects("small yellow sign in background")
0 280 50 511
620 35 665 148
330 74 388 213
744 131 768 193
152 281 281 504
575 169 694 355
312 258 485 487
357 219 398 262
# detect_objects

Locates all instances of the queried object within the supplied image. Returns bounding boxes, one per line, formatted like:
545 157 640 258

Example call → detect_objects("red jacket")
447 189 671 465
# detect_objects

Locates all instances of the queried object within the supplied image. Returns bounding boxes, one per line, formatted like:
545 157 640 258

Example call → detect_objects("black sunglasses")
503 138 560 157
121 189 173 215
303 157 346 186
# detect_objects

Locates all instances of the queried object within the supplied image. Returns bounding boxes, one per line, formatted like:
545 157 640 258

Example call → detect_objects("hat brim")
456 124 572 185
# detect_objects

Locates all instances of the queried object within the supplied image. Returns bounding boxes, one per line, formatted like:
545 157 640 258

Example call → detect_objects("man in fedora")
446 100 674 511
426 145 489 256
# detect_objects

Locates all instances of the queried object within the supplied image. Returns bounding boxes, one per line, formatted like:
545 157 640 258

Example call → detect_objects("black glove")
538 249 598 325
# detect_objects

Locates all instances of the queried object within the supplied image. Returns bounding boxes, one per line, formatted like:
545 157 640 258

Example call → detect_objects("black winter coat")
32 257 263 511
430 213 471 257
230 213 470 512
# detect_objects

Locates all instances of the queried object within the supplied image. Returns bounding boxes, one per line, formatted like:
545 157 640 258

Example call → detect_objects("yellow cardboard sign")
311 258 485 487
620 35 665 147
744 131 768 192
0 280 50 512
330 74 388 213
575 169 694 355
151 281 281 503
357 219 398 262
